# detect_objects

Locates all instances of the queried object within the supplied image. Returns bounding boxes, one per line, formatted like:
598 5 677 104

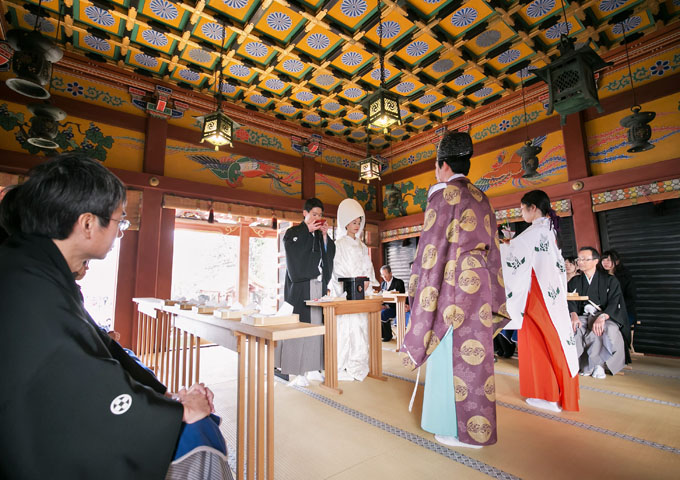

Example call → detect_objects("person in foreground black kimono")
0 153 229 480
568 247 630 379
276 197 335 387
379 265 406 342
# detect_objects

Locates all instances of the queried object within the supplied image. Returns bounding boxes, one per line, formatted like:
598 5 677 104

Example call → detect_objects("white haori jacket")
500 217 579 377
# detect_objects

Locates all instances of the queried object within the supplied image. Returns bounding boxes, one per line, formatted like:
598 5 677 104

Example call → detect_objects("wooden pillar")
302 156 316 200
238 225 251 305
114 231 139 349
375 180 383 215
143 116 167 176
157 208 175 299
571 191 601 253
134 189 165 298
562 110 590 180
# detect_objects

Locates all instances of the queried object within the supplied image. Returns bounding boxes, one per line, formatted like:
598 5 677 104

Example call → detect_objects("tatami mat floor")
199 343 680 480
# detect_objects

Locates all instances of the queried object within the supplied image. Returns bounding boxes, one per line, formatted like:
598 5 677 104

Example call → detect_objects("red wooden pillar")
115 231 139 349
302 156 316 200
562 110 600 251
571 191 601 253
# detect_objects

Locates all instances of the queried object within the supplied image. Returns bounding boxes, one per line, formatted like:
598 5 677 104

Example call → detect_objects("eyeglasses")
577 258 595 262
103 216 130 232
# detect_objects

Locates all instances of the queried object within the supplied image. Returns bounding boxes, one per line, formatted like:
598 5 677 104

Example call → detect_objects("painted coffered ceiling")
2 0 679 146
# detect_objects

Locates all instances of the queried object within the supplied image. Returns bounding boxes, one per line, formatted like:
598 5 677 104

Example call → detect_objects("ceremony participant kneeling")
402 131 510 449
569 247 630 378
500 190 580 413
0 153 231 479
330 199 379 381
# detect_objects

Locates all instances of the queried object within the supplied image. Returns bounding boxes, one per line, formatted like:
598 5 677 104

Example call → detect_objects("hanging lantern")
620 105 655 153
517 140 542 178
358 155 382 183
5 29 63 99
534 36 611 125
365 87 402 131
26 103 66 149
200 110 233 151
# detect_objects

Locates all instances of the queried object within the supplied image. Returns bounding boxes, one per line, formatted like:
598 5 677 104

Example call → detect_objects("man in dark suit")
380 265 405 341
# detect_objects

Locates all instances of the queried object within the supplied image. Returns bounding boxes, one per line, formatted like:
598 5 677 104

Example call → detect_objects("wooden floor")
199 343 680 480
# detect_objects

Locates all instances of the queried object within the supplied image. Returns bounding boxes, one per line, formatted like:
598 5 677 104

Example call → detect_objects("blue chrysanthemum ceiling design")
7 0 670 141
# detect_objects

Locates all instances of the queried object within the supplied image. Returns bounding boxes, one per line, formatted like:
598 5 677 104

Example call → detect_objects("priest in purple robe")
401 131 510 448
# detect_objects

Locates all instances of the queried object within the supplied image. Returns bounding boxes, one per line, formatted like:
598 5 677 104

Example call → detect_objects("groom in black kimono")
275 198 335 386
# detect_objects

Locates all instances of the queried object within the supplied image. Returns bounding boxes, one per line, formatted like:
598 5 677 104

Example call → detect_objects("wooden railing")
133 298 324 480
135 299 201 390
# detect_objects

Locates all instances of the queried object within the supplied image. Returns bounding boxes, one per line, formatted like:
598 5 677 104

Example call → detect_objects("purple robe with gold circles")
401 176 510 446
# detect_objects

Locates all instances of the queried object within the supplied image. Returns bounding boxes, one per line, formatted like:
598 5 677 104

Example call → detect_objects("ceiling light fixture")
358 130 382 183
200 21 234 151
518 77 541 178
364 0 401 132
533 0 611 125
618 21 655 153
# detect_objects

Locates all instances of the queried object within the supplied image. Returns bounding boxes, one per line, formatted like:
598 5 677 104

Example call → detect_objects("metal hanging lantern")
201 110 233 151
5 29 63 99
534 36 611 125
518 140 542 178
200 21 234 151
620 105 655 153
26 103 66 149
365 0 401 132
365 87 401 131
358 155 382 183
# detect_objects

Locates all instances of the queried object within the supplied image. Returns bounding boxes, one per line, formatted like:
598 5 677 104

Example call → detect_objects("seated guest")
601 250 638 356
568 247 630 379
379 265 405 342
564 255 580 282
0 153 230 479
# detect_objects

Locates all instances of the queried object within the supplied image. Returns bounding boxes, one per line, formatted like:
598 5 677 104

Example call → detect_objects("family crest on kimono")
569 247 630 378
277 197 335 387
401 131 510 449
0 153 231 480
500 190 580 413
330 199 379 382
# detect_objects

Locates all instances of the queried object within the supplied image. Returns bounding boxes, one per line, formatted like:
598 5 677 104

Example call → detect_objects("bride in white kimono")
330 199 379 381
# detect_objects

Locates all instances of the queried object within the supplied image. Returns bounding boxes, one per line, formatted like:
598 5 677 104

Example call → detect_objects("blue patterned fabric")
173 414 227 460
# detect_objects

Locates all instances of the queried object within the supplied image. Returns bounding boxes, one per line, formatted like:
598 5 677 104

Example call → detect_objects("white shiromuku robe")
330 199 378 381
500 217 579 377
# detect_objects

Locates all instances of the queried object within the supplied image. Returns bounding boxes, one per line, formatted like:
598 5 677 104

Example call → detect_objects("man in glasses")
567 247 630 379
0 153 228 479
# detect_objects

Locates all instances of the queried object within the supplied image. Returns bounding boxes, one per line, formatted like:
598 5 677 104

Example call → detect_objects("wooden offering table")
381 293 408 352
133 299 324 480
306 297 387 394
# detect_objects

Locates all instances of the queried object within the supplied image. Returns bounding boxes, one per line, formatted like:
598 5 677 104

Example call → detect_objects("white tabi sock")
434 435 483 449
526 398 562 412
305 370 325 382
287 375 310 387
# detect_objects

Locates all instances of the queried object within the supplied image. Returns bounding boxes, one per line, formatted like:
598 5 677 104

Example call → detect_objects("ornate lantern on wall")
534 35 611 125
364 0 401 132
200 22 234 151
26 103 66 149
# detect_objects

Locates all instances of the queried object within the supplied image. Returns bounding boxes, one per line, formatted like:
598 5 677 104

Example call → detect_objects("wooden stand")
381 293 408 352
306 298 387 394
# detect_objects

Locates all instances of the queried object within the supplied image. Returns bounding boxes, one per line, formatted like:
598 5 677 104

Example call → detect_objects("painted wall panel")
382 130 567 218
586 92 680 175
164 139 301 196
0 100 144 171
315 173 377 212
